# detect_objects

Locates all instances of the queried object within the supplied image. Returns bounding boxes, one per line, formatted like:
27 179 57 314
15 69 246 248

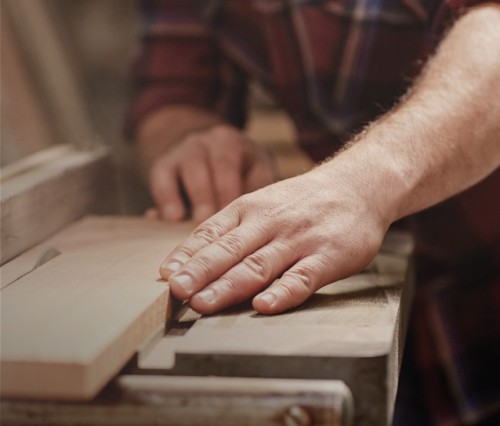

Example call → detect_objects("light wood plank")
0 216 194 400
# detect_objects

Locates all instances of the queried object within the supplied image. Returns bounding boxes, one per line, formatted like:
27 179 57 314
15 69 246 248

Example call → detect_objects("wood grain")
0 216 193 400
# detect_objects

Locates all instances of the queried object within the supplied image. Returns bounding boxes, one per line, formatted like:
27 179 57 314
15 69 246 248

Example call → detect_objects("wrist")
315 133 411 230
136 106 224 175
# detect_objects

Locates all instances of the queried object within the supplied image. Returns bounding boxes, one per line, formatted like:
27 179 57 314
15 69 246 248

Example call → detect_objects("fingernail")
160 261 182 275
169 274 193 295
196 289 215 304
259 292 276 307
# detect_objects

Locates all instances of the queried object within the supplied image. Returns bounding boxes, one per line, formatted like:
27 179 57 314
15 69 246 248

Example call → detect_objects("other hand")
147 125 275 223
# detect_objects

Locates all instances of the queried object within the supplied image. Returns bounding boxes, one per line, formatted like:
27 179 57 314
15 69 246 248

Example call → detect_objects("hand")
159 162 391 315
147 125 275 223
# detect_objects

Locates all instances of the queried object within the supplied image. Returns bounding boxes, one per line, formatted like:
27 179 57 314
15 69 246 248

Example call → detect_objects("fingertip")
161 204 185 221
159 260 182 280
189 288 218 314
252 291 279 314
168 273 195 299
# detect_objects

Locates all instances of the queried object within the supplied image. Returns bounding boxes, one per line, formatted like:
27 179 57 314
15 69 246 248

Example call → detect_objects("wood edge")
0 287 170 401
82 288 171 400
0 145 73 183
0 147 108 201
0 360 87 400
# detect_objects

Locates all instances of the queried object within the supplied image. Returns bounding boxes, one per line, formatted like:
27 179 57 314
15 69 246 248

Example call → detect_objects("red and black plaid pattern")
128 0 441 160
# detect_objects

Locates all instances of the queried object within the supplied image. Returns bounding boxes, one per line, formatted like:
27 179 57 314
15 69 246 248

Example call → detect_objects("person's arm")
128 1 275 222
160 4 500 315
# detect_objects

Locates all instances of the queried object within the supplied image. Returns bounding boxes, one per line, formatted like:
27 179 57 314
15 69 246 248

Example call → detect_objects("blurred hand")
147 125 275 223
159 161 391 315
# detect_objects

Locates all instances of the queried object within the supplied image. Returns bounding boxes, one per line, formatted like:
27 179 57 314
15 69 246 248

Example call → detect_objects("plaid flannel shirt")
128 1 500 424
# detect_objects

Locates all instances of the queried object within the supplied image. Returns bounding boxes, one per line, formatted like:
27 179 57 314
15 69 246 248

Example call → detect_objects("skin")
156 5 500 315
137 106 275 223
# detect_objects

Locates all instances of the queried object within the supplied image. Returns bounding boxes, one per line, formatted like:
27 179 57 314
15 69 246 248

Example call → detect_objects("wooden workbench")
0 147 413 426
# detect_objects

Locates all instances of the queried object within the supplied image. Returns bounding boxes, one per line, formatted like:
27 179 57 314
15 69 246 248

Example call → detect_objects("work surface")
0 216 413 425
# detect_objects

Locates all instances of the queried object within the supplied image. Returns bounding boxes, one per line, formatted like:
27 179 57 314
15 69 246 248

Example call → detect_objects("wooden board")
137 231 414 426
0 147 118 265
0 216 193 400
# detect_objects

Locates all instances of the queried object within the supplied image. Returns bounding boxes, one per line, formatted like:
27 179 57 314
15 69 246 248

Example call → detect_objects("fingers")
189 240 297 314
160 208 242 277
150 126 258 222
253 255 331 315
178 145 217 222
149 160 186 221
166 222 271 300
207 132 244 207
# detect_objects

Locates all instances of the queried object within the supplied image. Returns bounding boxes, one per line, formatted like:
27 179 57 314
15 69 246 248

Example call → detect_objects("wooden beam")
0 146 118 265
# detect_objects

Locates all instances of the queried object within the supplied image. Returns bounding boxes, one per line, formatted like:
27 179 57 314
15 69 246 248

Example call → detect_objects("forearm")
136 106 224 176
321 5 500 226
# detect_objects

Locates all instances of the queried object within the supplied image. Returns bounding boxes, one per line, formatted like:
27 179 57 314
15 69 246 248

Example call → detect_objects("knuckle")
219 276 239 294
241 252 270 281
209 126 245 150
192 229 217 245
215 233 244 259
284 267 315 293
233 193 253 214
192 221 224 244
187 256 213 280
277 281 295 299
173 246 196 261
